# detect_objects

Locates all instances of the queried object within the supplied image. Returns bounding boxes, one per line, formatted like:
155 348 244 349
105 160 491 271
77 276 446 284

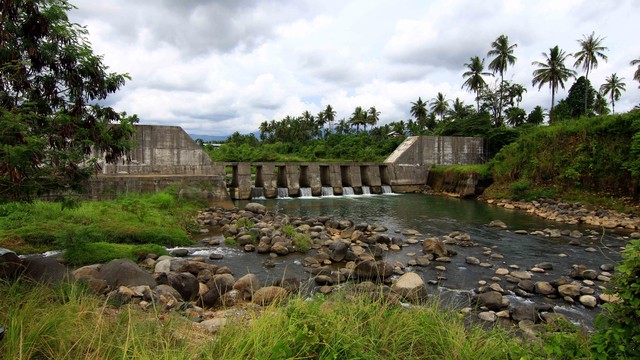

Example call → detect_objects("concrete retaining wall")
385 136 486 166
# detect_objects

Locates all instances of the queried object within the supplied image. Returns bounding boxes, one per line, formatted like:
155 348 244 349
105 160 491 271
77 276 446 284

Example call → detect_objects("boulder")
478 311 497 322
170 249 189 257
154 259 172 273
579 295 598 308
252 286 287 306
465 256 480 265
422 238 448 257
511 306 538 323
329 241 348 262
477 291 503 311
354 260 394 280
244 203 267 215
233 273 261 299
391 272 428 303
97 259 156 288
154 284 183 302
488 220 507 229
22 256 69 284
161 272 199 301
72 264 101 280
0 248 23 280
534 281 556 295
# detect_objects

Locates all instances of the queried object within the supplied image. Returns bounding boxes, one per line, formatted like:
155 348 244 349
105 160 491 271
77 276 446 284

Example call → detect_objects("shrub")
293 234 312 253
591 240 640 358
224 237 237 245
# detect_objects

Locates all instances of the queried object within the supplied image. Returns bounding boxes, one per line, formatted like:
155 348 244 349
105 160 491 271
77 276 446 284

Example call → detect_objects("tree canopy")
0 0 137 201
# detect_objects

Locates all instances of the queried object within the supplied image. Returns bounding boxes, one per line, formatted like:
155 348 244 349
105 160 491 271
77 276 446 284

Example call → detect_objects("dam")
88 125 486 203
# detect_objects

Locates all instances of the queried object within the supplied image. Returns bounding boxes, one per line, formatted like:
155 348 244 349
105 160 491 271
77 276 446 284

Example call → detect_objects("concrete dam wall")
88 127 487 203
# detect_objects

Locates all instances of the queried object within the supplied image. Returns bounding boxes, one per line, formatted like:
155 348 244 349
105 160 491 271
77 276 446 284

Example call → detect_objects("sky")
70 0 640 136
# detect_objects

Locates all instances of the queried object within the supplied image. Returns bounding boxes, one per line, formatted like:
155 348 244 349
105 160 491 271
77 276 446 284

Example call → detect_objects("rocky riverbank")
0 200 627 336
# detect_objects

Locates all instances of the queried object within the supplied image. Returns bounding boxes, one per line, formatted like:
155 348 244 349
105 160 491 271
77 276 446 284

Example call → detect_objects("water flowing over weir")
250 187 265 200
277 187 290 199
321 187 334 196
382 185 393 194
362 186 371 195
299 188 313 198
207 194 626 328
342 187 355 196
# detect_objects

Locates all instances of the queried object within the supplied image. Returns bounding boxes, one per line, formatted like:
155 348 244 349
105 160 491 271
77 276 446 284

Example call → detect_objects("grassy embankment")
0 189 203 264
432 111 640 213
0 279 595 359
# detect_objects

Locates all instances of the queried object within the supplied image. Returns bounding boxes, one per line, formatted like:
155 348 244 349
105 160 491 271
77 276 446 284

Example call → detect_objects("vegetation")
531 46 576 120
0 279 599 359
592 240 640 359
0 190 201 263
0 0 137 201
485 110 640 207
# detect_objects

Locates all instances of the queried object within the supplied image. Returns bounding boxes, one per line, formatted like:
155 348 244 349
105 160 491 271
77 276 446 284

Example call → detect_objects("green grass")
0 280 596 359
430 164 491 180
0 191 200 264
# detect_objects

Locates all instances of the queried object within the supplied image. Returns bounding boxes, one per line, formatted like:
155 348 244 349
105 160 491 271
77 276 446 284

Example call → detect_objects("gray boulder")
244 203 267 215
0 248 23 280
354 260 394 280
22 256 69 284
97 259 156 288
477 291 503 311
391 272 428 303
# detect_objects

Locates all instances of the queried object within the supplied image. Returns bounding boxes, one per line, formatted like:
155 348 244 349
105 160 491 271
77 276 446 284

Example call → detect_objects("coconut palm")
631 57 640 88
367 106 380 130
323 104 336 133
462 56 492 111
508 83 527 107
573 32 608 114
410 97 428 130
532 46 576 121
600 73 626 114
430 93 450 121
447 98 473 121
350 106 367 132
488 35 518 123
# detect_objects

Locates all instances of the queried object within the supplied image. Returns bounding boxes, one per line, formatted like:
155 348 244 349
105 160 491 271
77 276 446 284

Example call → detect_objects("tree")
631 57 640 88
0 0 137 201
507 83 527 107
350 106 367 132
593 93 610 116
531 46 576 121
447 98 474 121
430 93 450 121
410 97 428 130
367 106 380 130
323 104 336 133
505 107 526 127
462 56 492 111
488 35 517 124
600 73 626 114
526 106 545 125
564 76 597 118
573 32 608 114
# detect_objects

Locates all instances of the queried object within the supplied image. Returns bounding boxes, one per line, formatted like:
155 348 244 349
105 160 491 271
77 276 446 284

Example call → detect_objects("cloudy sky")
70 0 640 136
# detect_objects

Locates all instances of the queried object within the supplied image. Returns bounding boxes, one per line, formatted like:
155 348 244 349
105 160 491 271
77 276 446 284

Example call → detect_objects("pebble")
495 268 510 276
584 247 597 253
479 263 493 268
435 266 447 272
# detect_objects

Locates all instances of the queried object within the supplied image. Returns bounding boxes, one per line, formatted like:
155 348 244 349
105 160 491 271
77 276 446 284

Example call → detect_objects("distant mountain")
188 134 228 142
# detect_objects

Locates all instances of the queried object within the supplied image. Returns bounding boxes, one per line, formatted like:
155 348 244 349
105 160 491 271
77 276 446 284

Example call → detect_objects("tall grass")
0 280 590 359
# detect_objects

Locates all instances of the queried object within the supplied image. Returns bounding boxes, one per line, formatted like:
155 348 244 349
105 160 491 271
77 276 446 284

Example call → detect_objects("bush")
591 240 640 358
63 242 168 266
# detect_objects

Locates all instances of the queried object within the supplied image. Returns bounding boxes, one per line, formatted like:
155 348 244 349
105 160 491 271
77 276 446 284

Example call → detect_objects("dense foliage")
487 110 640 201
0 0 137 201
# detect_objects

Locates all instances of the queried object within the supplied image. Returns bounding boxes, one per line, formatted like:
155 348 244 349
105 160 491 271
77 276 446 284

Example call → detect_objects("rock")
569 230 583 238
252 286 287 306
557 284 581 298
488 220 507 229
534 281 556 295
244 203 267 215
510 271 532 280
511 306 538 322
98 259 156 289
355 260 394 280
72 264 101 280
154 259 172 273
540 312 566 324
422 238 448 257
579 295 598 308
534 262 553 270
21 256 69 284
154 284 183 302
600 264 615 272
584 247 597 253
495 268 510 276
209 253 224 260
514 230 528 235
233 274 261 300
162 272 199 301
478 311 497 322
271 242 289 256
477 291 503 311
599 294 620 304
465 256 480 265
435 256 451 263
171 249 189 257
391 272 428 303
330 241 348 262
630 232 640 239
517 280 535 293
199 317 227 334
0 248 23 280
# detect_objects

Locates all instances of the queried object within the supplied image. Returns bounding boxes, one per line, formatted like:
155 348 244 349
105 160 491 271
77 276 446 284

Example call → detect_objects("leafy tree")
631 57 640 88
573 32 608 114
526 106 545 125
0 0 137 201
531 46 576 121
430 92 450 121
478 81 511 127
600 73 626 114
593 93 610 116
447 98 474 121
564 76 597 118
462 56 492 111
410 97 428 130
505 107 526 127
488 34 518 124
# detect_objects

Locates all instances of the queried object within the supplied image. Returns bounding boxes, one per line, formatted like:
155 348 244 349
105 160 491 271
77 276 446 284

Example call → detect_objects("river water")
190 193 627 327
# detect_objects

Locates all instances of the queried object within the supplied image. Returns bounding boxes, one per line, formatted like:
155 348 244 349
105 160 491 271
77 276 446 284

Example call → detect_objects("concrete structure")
385 136 486 166
89 125 231 206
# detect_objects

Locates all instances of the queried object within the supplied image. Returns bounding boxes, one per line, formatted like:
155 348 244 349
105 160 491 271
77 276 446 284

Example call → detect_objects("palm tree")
631 57 640 88
573 32 608 114
259 121 269 142
447 98 473 121
367 106 380 130
508 83 527 107
600 73 626 114
532 46 576 121
488 35 517 123
430 93 450 121
410 97 428 129
350 106 367 132
462 56 492 111
323 104 336 133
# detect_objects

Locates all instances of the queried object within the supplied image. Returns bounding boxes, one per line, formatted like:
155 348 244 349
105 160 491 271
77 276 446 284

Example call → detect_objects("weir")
88 126 486 203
